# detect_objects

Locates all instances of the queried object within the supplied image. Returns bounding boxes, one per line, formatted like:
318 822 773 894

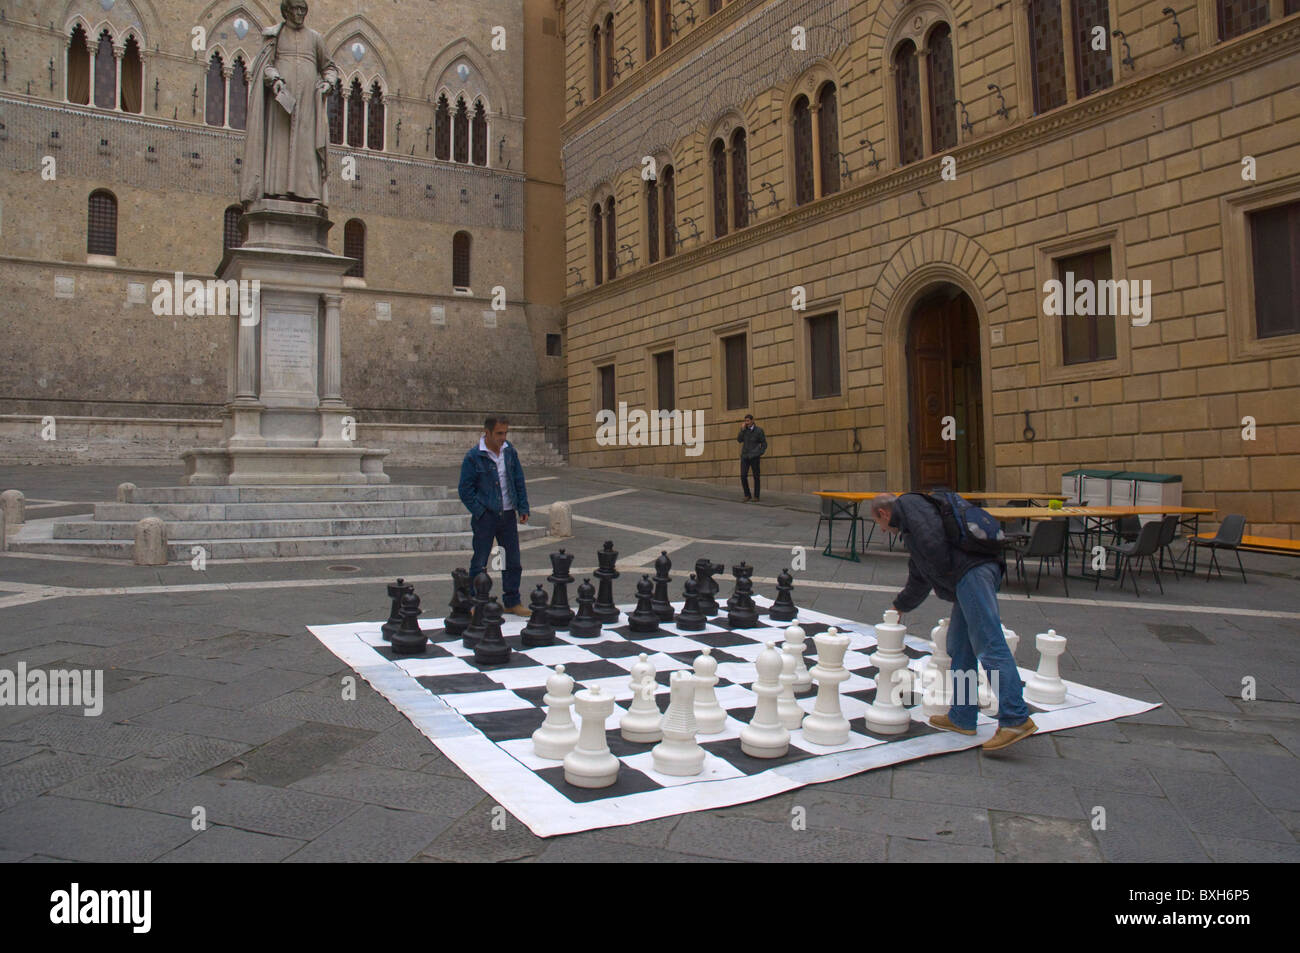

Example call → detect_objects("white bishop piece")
693 647 727 734
532 665 579 760
740 642 790 758
921 618 952 718
652 671 705 776
1024 629 1067 705
801 626 851 746
564 685 620 788
620 653 663 743
782 624 812 692
866 609 912 735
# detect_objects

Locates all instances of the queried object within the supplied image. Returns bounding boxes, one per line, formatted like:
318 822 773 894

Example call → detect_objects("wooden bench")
1192 533 1300 558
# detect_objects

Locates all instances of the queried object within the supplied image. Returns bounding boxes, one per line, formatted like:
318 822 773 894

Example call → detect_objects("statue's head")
281 0 308 28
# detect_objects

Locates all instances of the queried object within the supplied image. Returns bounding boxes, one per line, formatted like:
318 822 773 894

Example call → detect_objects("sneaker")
505 604 531 618
928 714 976 736
982 717 1037 752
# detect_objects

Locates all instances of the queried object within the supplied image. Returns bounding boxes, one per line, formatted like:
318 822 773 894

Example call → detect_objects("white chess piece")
652 671 705 776
782 624 812 691
1003 625 1020 659
532 664 580 759
777 651 804 730
1025 629 1067 705
620 653 663 743
692 647 727 734
740 642 790 758
978 663 998 718
866 610 912 735
921 618 951 718
563 685 620 788
801 626 851 746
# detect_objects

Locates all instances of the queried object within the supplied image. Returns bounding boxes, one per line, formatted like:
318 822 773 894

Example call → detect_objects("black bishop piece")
675 575 707 631
592 541 621 623
546 549 576 630
521 584 556 647
627 575 661 634
650 551 674 621
390 590 428 655
768 568 798 622
569 579 602 638
444 568 473 637
463 571 492 648
382 577 414 642
473 598 512 665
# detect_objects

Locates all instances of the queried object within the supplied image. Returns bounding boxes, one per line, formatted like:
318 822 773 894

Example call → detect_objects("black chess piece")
727 574 760 629
695 558 722 615
768 567 798 622
391 590 428 655
592 541 620 623
444 568 473 637
473 598 512 665
382 577 413 642
675 575 707 631
570 579 602 638
627 575 661 634
521 584 556 647
463 571 492 648
651 551 674 622
546 549 576 630
726 561 753 612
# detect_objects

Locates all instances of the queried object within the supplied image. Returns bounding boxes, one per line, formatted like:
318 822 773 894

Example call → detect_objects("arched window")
346 78 364 147
67 25 90 105
662 166 676 258
894 42 923 166
94 30 116 109
731 127 749 229
228 57 248 129
817 82 840 195
471 100 487 166
327 79 344 143
205 53 226 126
367 81 384 150
453 231 472 288
591 26 602 98
435 94 451 159
453 97 469 163
120 35 142 113
792 95 814 206
604 14 616 88
927 27 957 152
605 195 618 281
644 0 657 60
223 205 244 251
711 138 728 238
591 203 604 286
343 219 365 278
87 190 117 256
646 175 660 264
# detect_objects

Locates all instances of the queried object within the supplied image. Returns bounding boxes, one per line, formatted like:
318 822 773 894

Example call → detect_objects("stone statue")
239 0 338 205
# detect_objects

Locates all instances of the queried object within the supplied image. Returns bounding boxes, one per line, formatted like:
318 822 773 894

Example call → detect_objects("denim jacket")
458 442 530 520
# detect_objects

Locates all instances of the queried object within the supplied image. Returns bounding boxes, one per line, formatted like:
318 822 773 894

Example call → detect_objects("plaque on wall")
54 276 75 299
430 305 446 326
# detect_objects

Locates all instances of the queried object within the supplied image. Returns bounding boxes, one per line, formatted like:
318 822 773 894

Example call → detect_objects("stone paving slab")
0 797 196 862
282 804 454 863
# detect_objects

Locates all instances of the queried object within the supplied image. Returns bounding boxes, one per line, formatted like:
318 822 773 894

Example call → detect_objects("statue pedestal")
181 199 389 485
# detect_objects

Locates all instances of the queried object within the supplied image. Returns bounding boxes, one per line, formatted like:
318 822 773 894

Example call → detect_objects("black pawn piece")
570 579 602 638
463 571 492 648
382 577 413 642
521 584 556 647
651 551 674 622
676 575 707 631
728 574 760 629
695 558 722 616
726 561 753 612
593 541 621 623
473 598 511 666
444 568 473 637
627 575 661 634
768 568 798 622
547 549 576 630
391 591 428 655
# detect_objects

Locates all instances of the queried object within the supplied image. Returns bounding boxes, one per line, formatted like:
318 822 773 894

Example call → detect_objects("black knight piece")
473 598 512 665
694 558 723 615
675 575 707 631
627 575 661 634
382 577 413 642
521 584 556 647
727 573 760 629
547 549 576 630
463 571 492 648
569 578 602 638
651 551 674 621
768 567 798 622
444 568 473 637
592 541 621 623
390 590 428 655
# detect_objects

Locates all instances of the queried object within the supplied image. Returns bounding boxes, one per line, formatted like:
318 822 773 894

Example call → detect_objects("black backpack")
921 492 1006 557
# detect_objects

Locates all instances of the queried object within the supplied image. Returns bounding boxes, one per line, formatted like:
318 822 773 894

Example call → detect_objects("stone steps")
52 514 472 540
92 499 465 521
123 484 450 504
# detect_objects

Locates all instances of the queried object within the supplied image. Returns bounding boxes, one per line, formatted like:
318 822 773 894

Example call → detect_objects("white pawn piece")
1003 625 1020 660
801 626 851 746
741 642 790 758
866 609 912 735
777 651 804 730
564 685 620 788
692 647 727 734
921 618 952 718
652 671 705 776
532 664 580 760
620 653 663 743
782 624 812 691
1025 629 1068 705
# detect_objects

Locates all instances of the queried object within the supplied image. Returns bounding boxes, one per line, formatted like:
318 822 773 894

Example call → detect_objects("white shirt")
479 436 514 511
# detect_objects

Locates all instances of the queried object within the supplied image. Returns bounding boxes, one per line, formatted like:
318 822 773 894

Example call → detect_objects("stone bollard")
0 511 6 551
117 482 137 503
133 517 168 566
0 489 24 527
548 500 573 538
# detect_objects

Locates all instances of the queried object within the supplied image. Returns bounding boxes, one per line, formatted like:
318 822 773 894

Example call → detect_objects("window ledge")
342 276 366 288
85 254 117 267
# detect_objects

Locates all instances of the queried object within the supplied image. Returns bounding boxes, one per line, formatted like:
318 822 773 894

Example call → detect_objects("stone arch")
203 4 267 58
62 0 155 45
323 16 404 94
423 38 510 117
868 0 968 73
868 229 1007 490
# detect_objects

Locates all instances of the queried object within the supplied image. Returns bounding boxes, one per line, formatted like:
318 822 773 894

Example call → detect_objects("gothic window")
711 138 728 238
346 78 365 147
605 14 616 88
591 26 602 98
817 82 841 195
894 42 923 166
328 80 345 144
927 27 957 151
94 30 116 109
646 176 660 264
1217 0 1270 40
87 190 117 256
120 35 142 113
592 204 604 286
662 166 676 258
343 219 365 278
453 231 472 288
1028 0 1067 114
1072 0 1112 97
228 57 248 129
435 94 450 158
454 97 469 163
792 95 814 206
471 100 487 166
205 53 226 126
366 82 384 150
731 128 749 229
67 25 90 105
606 195 618 281
223 206 243 251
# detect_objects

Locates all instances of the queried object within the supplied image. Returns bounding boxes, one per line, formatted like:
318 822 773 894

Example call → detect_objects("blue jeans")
946 561 1030 729
469 509 522 608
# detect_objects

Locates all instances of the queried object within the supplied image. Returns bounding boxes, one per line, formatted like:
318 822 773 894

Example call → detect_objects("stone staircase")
8 484 548 562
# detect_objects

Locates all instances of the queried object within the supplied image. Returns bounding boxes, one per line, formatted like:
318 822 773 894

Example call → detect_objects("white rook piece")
1025 629 1068 705
801 626 851 746
693 647 726 734
922 618 951 718
619 654 663 743
533 665 580 759
782 623 812 691
866 609 912 735
740 642 790 758
548 500 573 538
564 685 620 788
652 671 704 776
777 651 804 730
133 517 168 566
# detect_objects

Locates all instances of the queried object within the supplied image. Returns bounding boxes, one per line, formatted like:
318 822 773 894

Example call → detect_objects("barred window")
453 231 472 288
792 95 814 206
366 82 384 150
1072 0 1113 98
434 95 450 159
343 219 365 278
894 42 923 165
228 57 248 129
731 128 749 229
662 166 676 258
1217 0 1270 41
223 205 243 252
87 190 117 256
471 100 487 166
205 53 226 126
711 138 728 238
817 82 841 195
927 27 957 151
346 78 364 147
454 97 469 163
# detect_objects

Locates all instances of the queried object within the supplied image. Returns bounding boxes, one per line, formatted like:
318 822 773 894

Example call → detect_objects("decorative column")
222 63 232 127
810 100 823 199
916 45 934 157
113 43 123 110
321 293 343 404
723 139 735 233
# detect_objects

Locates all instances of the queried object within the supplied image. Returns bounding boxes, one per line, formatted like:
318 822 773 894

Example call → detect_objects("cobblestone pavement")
1 465 1297 862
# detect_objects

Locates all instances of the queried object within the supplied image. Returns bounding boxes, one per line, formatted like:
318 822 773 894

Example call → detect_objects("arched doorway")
905 284 986 491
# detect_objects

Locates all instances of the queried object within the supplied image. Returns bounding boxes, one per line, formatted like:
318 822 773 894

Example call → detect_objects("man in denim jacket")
458 415 531 615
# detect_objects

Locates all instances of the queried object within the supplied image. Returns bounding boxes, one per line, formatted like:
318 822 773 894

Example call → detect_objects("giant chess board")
308 600 1157 837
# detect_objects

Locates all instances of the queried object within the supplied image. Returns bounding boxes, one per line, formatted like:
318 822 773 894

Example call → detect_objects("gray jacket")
737 425 767 460
890 493 1002 612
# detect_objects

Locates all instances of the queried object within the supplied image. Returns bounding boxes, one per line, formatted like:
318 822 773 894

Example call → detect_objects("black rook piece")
768 567 798 622
473 598 511 665
694 558 722 616
521 584 556 647
675 575 707 631
570 578 602 638
547 549 576 630
726 561 754 612
627 575 661 634
727 573 760 629
391 591 428 655
592 541 621 623
463 571 492 648
382 577 413 642
444 568 473 637
651 551 674 621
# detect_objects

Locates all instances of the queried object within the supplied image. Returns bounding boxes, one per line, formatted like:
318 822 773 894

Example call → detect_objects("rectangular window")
1027 0 1067 113
1218 0 1270 41
598 363 616 414
1250 201 1300 339
723 333 748 411
1057 249 1118 365
1071 0 1113 98
808 313 841 399
546 333 562 357
654 350 675 409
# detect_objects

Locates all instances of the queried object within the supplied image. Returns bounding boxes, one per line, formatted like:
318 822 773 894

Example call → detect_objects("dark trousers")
469 509 523 608
741 457 761 500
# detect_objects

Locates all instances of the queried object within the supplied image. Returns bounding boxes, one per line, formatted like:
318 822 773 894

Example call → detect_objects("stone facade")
559 0 1300 537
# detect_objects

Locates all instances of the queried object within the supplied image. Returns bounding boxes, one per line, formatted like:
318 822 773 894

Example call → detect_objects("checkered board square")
308 598 1157 837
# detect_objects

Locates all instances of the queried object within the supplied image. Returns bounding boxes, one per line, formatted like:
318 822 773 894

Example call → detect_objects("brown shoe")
928 714 976 736
505 604 531 618
982 717 1037 752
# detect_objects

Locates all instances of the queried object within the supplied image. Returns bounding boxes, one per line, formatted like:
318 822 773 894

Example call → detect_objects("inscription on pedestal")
262 309 317 400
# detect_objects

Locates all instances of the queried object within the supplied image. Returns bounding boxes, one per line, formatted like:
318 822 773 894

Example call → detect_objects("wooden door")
906 292 984 491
